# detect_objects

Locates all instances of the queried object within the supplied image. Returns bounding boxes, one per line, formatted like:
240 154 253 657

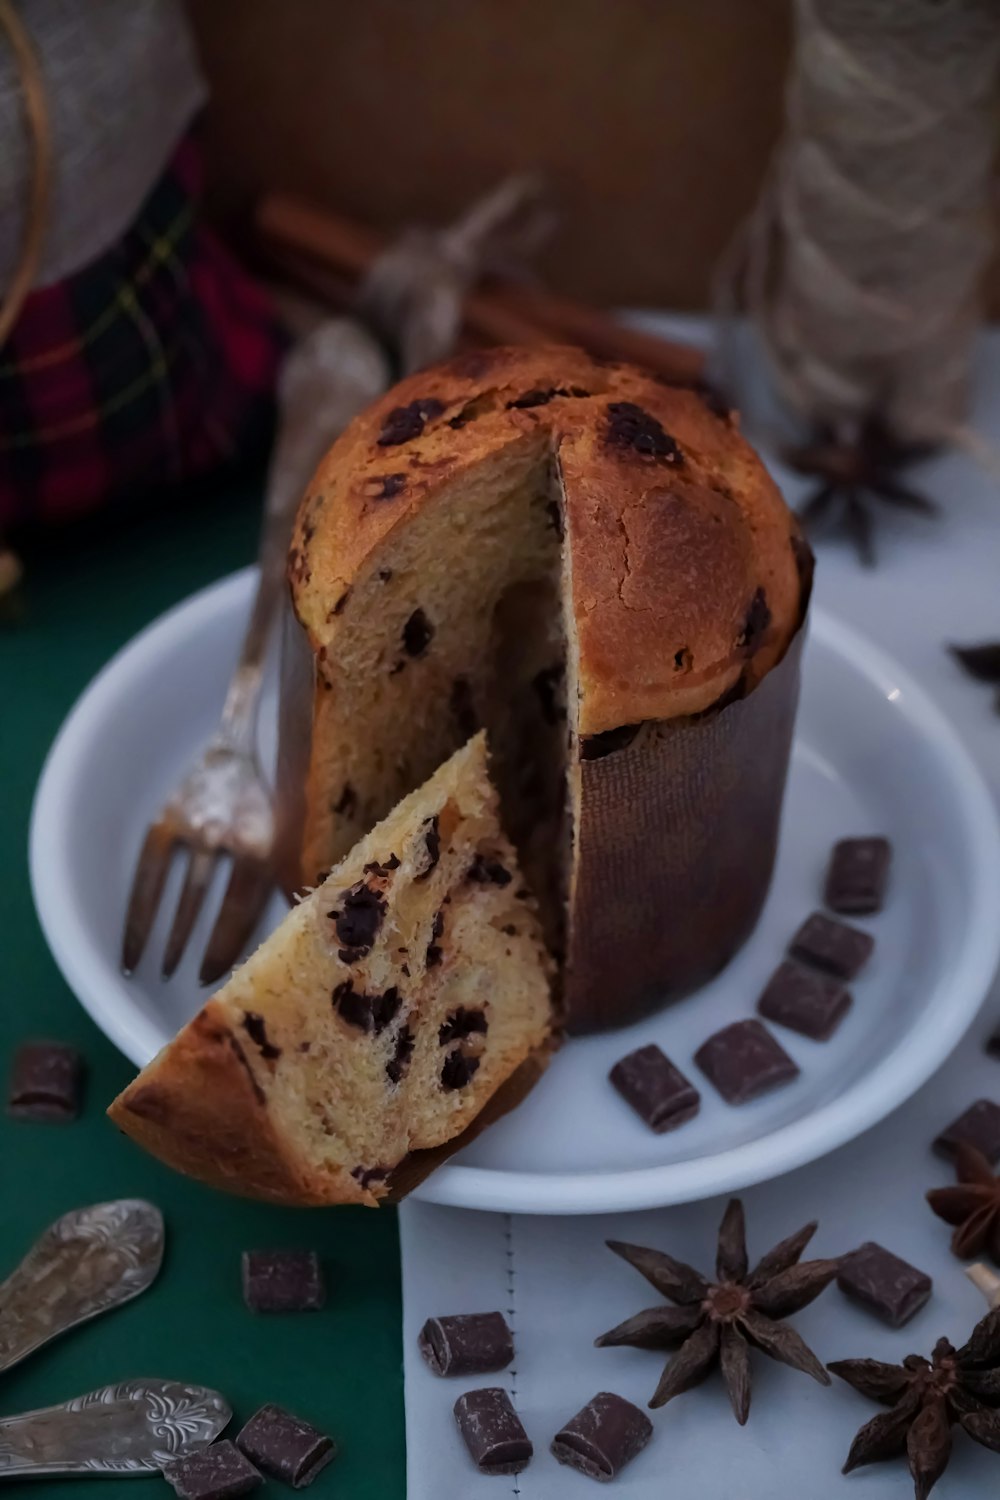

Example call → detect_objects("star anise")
786 415 938 567
927 1142 1000 1262
595 1199 839 1423
950 642 1000 716
830 1308 1000 1500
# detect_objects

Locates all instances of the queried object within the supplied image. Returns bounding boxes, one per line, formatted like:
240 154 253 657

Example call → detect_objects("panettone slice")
108 734 553 1206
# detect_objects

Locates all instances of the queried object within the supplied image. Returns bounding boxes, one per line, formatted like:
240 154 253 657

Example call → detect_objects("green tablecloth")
0 482 405 1497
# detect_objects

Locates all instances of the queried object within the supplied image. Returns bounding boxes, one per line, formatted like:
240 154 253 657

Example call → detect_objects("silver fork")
121 319 389 985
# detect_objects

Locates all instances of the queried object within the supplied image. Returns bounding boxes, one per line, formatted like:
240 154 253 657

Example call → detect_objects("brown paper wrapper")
566 621 806 1032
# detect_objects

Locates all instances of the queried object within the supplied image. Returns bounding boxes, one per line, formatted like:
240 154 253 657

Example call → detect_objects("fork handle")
218 319 389 754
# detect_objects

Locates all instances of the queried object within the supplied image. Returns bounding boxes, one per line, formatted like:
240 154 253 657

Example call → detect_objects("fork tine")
161 849 218 978
121 825 177 975
199 858 273 987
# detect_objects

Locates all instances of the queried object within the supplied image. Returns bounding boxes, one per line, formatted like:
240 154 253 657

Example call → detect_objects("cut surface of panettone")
285 344 812 1027
108 734 553 1206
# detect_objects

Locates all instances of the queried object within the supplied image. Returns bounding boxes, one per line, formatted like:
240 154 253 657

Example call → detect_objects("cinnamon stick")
255 192 705 384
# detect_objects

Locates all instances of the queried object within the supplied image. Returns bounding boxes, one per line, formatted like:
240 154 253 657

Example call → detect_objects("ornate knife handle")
0 1200 164 1375
0 1380 231 1478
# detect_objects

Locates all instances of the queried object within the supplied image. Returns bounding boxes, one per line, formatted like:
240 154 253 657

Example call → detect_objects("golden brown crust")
290 344 806 734
107 1005 375 1207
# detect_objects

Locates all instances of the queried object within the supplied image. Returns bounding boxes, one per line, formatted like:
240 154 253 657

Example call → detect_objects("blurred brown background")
187 0 999 314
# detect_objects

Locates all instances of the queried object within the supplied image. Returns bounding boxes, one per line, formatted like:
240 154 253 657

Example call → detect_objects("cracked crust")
290 344 805 735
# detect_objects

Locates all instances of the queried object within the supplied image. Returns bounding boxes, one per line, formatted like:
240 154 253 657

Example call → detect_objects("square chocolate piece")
418 1311 513 1376
7 1041 84 1121
551 1391 652 1482
609 1045 700 1133
162 1441 261 1500
694 1019 799 1105
837 1242 932 1327
756 961 852 1042
934 1099 1000 1164
453 1388 532 1475
241 1251 325 1313
825 838 892 915
236 1405 335 1488
788 912 874 980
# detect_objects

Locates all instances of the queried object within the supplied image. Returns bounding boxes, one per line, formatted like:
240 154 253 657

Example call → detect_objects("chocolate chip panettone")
282 345 812 1031
109 735 553 1206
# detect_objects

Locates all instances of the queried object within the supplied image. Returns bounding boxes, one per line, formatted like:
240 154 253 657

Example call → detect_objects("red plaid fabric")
0 133 285 529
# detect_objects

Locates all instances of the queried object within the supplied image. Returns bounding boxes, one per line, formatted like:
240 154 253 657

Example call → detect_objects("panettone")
282 344 812 1031
109 735 553 1206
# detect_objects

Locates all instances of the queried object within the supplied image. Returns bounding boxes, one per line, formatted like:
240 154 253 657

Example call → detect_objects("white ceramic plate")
31 568 1000 1214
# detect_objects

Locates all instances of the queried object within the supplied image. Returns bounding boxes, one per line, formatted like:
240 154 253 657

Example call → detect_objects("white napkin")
400 317 1000 1499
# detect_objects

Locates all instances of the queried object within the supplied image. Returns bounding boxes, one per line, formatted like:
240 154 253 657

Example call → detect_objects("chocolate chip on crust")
738 588 772 655
377 398 444 446
606 401 682 462
352 1165 389 1188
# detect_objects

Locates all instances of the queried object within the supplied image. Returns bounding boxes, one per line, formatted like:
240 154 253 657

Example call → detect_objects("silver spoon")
0 1200 164 1375
0 1379 230 1478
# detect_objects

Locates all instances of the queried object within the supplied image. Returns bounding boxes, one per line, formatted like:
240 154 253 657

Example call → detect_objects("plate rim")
30 568 1000 1215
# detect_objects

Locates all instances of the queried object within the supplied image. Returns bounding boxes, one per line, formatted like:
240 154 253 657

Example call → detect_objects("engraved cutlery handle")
0 1379 230 1478
0 1200 164 1375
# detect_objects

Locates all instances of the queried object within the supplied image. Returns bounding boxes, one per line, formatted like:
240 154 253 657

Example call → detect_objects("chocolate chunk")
453 1388 532 1475
377 397 444 446
7 1041 84 1121
738 588 771 654
837 1242 932 1327
788 911 874 980
236 1405 335 1489
332 980 400 1035
425 909 445 968
756 961 852 1041
439 1007 488 1044
333 783 357 817
375 472 407 499
694 1019 799 1105
402 607 434 657
386 1025 414 1085
824 837 892 915
330 881 386 955
450 677 478 738
363 854 401 877
241 1250 325 1313
414 815 441 881
934 1099 1000 1163
241 1013 280 1061
606 401 682 462
351 1165 389 1189
468 853 511 886
610 1045 700 1133
441 1050 481 1090
551 1391 652 1482
378 568 393 582
419 1312 513 1376
579 723 641 760
162 1441 261 1500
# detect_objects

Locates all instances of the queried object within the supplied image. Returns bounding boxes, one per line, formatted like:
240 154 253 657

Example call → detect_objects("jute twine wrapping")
721 0 1000 446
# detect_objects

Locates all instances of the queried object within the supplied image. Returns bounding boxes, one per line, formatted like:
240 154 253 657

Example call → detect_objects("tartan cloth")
0 133 285 529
